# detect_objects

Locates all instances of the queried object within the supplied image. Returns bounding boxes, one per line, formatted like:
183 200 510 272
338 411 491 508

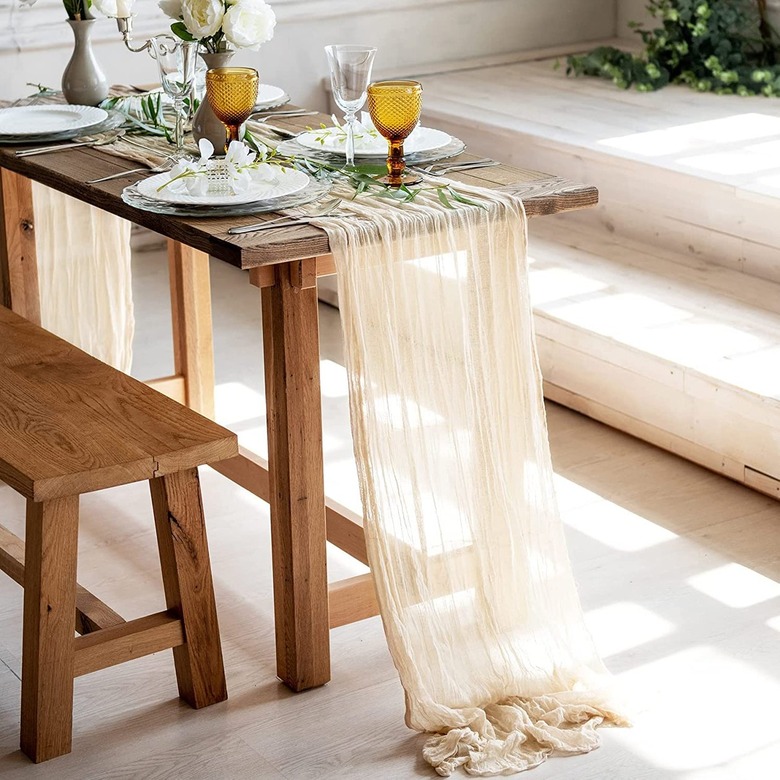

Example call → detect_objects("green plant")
63 0 93 20
566 0 780 96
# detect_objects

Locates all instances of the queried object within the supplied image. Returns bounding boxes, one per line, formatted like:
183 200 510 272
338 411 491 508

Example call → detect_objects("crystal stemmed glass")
206 67 260 153
367 80 423 187
325 44 377 168
149 35 197 157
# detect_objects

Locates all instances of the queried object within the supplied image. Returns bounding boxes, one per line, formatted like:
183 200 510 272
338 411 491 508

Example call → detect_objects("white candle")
116 0 135 17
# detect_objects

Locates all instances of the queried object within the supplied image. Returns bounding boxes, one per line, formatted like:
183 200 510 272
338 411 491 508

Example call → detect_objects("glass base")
378 172 422 187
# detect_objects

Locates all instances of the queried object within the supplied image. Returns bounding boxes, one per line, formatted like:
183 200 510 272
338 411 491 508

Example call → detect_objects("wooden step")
528 219 780 496
419 57 780 285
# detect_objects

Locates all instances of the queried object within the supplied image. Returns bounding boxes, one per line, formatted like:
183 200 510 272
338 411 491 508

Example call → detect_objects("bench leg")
150 468 227 709
20 496 79 763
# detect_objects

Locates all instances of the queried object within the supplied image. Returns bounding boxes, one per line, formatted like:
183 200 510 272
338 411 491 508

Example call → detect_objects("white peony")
91 0 117 16
158 0 183 20
181 0 225 39
223 0 276 51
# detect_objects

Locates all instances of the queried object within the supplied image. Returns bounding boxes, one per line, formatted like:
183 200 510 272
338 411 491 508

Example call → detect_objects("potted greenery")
567 0 780 96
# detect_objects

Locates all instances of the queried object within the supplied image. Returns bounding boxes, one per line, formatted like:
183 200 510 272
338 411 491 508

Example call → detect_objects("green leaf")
450 189 487 210
437 188 454 209
171 22 196 43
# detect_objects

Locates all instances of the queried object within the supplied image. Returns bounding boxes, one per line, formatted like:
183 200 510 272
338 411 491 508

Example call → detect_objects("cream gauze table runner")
0 95 134 373
31 184 134 372
316 181 628 776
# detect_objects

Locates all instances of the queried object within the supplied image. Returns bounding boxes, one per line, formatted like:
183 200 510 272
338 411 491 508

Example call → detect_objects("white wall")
617 0 653 37
2 0 617 108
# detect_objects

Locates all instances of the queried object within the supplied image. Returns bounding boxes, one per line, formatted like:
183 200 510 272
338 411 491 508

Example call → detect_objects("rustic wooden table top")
0 106 598 270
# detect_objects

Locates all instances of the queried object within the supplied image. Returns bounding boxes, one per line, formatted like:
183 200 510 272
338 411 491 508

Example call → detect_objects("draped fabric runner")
32 184 134 372
315 181 628 776
0 97 134 372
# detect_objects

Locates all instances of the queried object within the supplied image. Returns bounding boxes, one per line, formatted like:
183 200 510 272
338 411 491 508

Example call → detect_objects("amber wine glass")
206 67 259 153
367 80 423 187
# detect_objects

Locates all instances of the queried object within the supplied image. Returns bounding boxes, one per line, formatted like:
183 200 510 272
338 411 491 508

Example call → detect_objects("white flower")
223 0 276 51
197 138 215 164
91 0 117 16
248 162 277 184
225 139 256 167
181 0 225 39
158 0 183 19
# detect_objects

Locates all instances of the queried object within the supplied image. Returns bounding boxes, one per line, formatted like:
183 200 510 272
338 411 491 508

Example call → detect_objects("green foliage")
566 0 780 96
170 22 196 43
288 157 487 209
63 0 92 21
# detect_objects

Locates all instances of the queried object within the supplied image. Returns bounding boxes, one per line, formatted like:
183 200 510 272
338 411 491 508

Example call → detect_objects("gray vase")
193 51 234 153
62 19 109 107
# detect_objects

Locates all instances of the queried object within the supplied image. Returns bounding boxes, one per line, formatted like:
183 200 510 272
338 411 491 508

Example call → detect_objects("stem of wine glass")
173 94 184 154
387 139 405 187
345 110 356 168
225 123 241 153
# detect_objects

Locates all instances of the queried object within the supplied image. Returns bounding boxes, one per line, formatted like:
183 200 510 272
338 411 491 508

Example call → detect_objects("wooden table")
0 107 598 693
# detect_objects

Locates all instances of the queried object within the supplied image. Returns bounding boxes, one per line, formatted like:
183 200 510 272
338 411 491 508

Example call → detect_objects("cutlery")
424 157 495 172
228 217 328 234
15 129 126 157
249 110 319 121
87 159 176 183
252 124 299 138
414 160 501 177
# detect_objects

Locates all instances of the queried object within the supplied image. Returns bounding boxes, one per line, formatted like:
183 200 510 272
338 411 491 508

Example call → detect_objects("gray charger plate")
122 173 332 218
0 110 126 146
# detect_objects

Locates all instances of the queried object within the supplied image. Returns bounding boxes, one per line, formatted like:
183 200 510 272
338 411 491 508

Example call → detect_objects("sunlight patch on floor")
687 563 780 609
215 381 266 427
614 645 780 771
558 476 678 552
584 602 675 658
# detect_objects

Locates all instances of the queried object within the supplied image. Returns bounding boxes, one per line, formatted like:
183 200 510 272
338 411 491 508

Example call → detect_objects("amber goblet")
367 80 423 187
206 67 259 153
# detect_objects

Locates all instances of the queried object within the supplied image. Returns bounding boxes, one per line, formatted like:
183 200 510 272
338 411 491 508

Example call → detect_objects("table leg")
261 259 330 692
168 240 216 419
0 169 40 323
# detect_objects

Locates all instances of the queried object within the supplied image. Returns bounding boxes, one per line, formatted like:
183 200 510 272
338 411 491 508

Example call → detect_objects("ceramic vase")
61 19 109 107
193 51 234 152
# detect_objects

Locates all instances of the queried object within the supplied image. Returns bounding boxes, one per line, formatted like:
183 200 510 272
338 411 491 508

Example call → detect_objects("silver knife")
228 217 317 235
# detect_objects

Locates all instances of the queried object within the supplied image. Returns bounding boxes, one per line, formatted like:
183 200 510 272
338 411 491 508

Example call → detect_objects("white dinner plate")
295 125 452 157
254 84 288 109
136 166 310 206
0 105 108 137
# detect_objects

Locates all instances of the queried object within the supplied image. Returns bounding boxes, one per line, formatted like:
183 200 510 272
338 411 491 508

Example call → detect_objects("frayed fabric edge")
422 691 630 777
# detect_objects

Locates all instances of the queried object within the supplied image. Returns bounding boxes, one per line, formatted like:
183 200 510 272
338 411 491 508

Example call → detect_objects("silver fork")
227 198 343 235
87 159 176 183
423 161 501 177
249 110 319 122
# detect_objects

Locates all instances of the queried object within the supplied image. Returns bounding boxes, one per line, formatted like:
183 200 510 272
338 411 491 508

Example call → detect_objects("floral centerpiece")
160 0 277 53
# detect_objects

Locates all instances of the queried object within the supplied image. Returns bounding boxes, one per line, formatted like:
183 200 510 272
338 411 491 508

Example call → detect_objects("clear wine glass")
325 44 377 168
149 35 197 158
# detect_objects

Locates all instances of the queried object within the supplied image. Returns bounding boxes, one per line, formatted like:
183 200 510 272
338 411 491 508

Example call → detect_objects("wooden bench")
0 305 239 763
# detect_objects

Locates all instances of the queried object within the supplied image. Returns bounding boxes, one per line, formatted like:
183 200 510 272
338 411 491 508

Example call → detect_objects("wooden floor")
1 244 780 778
